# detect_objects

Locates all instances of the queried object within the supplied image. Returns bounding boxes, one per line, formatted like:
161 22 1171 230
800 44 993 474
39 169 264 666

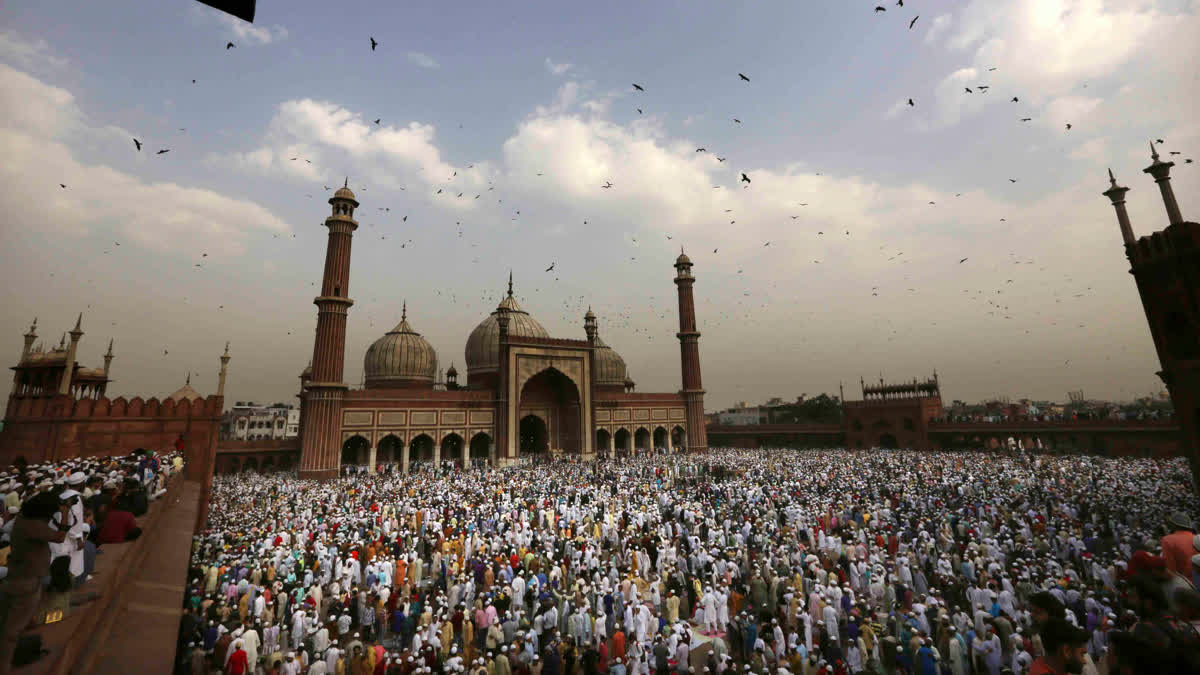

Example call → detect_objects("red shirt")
98 509 137 544
1029 657 1063 675
1162 530 1197 576
227 649 249 675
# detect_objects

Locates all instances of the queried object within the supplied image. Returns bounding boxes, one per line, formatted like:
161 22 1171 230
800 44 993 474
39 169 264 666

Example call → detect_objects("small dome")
364 307 437 387
168 383 203 402
300 363 312 380
465 288 550 377
592 335 628 387
675 251 692 266
333 186 357 202
446 363 458 377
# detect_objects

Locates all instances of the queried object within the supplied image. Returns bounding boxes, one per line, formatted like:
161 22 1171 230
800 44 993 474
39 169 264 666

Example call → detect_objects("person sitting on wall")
96 496 141 545
0 491 70 670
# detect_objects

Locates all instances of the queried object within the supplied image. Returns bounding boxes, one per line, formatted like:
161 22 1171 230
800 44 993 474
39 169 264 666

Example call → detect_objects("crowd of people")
0 448 181 672
181 449 1200 675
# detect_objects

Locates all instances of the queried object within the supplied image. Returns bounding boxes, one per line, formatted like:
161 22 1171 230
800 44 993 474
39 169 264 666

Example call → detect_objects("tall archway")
442 433 464 467
342 435 370 466
878 433 898 449
378 434 404 468
614 428 631 454
634 427 651 452
653 427 667 451
410 434 434 466
519 367 583 454
596 429 611 457
469 433 491 466
244 457 259 472
519 415 549 456
671 426 686 452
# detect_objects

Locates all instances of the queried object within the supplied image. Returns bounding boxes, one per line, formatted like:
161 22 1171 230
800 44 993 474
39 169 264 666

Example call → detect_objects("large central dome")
465 282 549 378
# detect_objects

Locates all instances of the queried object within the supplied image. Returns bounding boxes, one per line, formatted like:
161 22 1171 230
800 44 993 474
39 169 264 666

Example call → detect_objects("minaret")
103 338 114 375
1143 141 1184 225
217 342 230 397
495 274 513 465
299 181 359 479
21 318 37 361
673 251 708 452
1103 168 1136 247
59 313 83 396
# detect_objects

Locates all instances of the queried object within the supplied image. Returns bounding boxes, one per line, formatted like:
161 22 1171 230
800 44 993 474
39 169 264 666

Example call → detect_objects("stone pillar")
59 314 83 396
433 440 441 466
402 443 410 474
495 306 512 465
674 254 708 453
1143 143 1184 225
666 429 673 453
368 441 377 474
462 439 469 468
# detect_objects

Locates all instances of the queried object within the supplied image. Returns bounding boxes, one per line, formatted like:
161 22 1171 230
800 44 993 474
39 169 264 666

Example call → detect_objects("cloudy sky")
1 0 1197 411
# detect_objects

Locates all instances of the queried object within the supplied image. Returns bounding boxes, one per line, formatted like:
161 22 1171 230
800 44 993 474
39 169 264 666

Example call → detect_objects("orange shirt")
1161 529 1197 577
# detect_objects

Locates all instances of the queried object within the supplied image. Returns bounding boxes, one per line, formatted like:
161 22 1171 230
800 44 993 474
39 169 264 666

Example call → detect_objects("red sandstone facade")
1104 148 1200 484
297 187 708 477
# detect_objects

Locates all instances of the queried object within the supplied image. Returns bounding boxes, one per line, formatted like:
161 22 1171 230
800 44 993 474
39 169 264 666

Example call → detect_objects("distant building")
716 406 764 425
222 402 299 441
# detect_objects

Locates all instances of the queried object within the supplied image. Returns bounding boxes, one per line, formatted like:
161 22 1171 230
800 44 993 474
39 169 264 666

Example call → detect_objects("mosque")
296 184 708 478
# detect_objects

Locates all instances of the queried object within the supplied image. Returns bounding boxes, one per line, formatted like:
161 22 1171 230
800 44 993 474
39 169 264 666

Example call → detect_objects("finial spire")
105 338 114 356
1108 168 1118 189
73 312 82 332
1150 140 1160 162
344 176 349 188
507 271 513 297
402 300 407 321
186 372 191 386
223 341 230 357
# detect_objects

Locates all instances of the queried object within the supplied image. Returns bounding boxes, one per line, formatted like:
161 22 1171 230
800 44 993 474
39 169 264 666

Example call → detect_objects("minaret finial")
1108 168 1118 189
223 341 230 356
105 338 114 356
1150 141 1160 162
344 176 349 189
402 300 407 321
73 312 82 332
186 372 191 386
507 271 513 297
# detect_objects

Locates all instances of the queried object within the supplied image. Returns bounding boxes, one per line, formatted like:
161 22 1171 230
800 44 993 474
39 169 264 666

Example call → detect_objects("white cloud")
883 99 910 120
544 58 572 75
1043 95 1102 131
1069 137 1110 163
407 52 439 69
929 0 1171 128
196 5 288 45
924 15 953 45
0 30 67 68
0 63 289 255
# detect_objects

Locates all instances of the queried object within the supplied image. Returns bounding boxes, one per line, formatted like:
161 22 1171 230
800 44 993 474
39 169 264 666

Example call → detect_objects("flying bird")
988 67 997 71
545 263 555 272
964 87 973 93
907 98 914 106
1020 118 1032 122
59 183 66 188
636 108 642 114
875 6 886 12
696 148 706 152
1011 97 1019 102
733 118 741 124
374 118 380 125
370 37 378 51
156 149 170 154
738 73 750 82
632 84 644 91
133 138 142 151
909 16 919 29
741 173 750 183
1009 178 1018 183
226 42 235 50
716 157 726 162
1065 123 1072 130
1155 139 1164 144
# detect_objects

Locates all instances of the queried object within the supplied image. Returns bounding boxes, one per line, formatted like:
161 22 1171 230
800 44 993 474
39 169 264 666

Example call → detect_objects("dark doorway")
614 428 631 453
519 415 549 455
469 433 491 465
378 434 403 466
410 434 434 464
878 433 898 449
342 435 369 465
442 433 464 466
519 368 581 452
596 429 611 456
653 427 667 450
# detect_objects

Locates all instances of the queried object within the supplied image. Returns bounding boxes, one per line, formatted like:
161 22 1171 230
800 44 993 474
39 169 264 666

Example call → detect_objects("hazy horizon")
2 0 1197 412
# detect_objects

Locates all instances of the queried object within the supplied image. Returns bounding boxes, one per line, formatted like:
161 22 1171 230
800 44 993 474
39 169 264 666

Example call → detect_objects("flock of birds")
48 5 1194 391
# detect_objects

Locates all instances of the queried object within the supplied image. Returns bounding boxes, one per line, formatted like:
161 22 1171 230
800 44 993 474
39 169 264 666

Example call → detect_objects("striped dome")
364 306 437 388
592 335 628 386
